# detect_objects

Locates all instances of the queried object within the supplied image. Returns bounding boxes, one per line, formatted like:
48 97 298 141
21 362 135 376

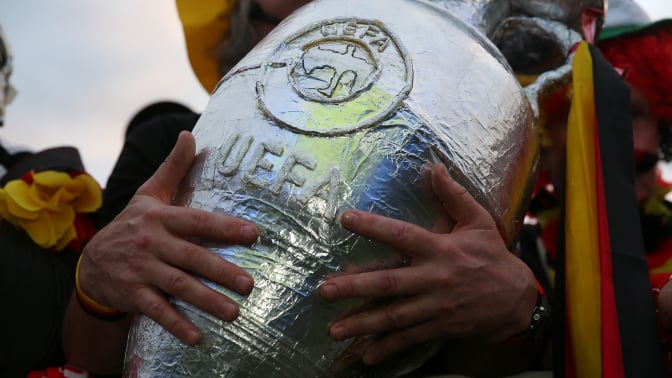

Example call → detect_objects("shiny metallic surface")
491 16 583 116
124 0 579 376
427 0 605 39
510 0 606 37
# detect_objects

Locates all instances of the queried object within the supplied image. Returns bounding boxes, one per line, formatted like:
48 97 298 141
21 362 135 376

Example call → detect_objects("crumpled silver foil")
124 0 596 376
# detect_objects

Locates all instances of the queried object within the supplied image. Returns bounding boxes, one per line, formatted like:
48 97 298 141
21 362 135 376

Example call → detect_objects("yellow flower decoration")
0 170 102 251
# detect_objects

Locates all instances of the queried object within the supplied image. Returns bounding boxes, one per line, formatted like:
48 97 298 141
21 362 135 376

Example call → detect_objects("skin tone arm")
63 131 260 374
658 282 672 330
319 163 539 366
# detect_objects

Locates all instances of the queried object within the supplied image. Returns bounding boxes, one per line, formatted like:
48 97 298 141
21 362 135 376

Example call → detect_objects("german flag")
554 42 666 377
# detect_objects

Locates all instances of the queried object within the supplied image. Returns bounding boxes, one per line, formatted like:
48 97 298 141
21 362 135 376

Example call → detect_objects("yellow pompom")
0 171 102 250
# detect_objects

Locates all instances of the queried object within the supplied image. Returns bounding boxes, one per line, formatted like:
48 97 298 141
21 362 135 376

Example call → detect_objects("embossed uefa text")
122 0 585 376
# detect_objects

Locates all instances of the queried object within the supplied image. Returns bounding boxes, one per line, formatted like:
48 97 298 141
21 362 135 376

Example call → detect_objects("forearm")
656 275 672 330
62 294 132 374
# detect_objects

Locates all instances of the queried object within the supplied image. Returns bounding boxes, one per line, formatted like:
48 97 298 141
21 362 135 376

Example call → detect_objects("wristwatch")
509 280 551 345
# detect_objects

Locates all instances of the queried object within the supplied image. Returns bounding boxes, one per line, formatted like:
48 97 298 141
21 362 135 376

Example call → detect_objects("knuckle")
434 270 453 288
453 183 469 198
126 259 147 276
391 222 411 243
190 211 211 233
378 273 398 294
448 177 469 198
340 279 355 297
131 231 153 249
181 244 201 268
382 307 403 329
143 298 167 319
439 296 465 318
142 206 165 223
166 272 190 296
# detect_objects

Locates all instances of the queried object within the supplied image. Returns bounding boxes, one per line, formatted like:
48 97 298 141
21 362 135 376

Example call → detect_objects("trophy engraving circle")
257 18 413 136
289 37 380 104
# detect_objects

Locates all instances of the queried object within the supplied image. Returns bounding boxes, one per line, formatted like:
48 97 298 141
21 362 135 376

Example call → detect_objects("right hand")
318 164 537 365
77 131 260 345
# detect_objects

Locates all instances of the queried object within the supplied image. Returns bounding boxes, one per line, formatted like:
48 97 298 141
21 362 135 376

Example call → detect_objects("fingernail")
320 283 337 299
340 212 358 226
221 302 239 321
330 324 347 340
235 275 253 294
240 225 258 239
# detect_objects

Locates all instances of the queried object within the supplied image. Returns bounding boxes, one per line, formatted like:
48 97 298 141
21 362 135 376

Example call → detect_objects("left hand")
318 164 537 365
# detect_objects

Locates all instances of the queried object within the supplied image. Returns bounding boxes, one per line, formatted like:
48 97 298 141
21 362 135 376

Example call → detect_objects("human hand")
658 279 672 330
318 163 538 365
77 131 260 345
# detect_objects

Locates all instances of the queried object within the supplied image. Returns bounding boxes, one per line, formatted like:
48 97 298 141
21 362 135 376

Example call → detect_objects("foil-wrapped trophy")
124 0 601 376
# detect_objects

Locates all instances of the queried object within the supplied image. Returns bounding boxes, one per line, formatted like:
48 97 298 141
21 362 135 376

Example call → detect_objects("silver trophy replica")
124 0 602 376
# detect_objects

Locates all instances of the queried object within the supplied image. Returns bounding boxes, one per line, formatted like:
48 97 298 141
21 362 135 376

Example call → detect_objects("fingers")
338 210 441 259
80 205 258 331
429 164 492 227
131 286 203 345
161 206 260 244
361 321 439 365
153 236 254 297
319 266 431 300
327 295 435 342
142 259 244 325
325 295 450 366
137 131 196 203
130 217 255 323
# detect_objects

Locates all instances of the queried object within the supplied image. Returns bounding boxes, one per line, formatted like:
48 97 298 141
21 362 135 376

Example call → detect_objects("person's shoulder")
126 111 200 142
0 146 83 186
0 145 99 253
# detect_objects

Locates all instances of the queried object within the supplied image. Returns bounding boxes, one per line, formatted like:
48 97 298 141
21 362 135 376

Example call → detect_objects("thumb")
430 163 492 228
136 131 196 203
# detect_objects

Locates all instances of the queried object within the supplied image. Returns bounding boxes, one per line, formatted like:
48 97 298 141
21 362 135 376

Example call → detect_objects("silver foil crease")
124 0 596 376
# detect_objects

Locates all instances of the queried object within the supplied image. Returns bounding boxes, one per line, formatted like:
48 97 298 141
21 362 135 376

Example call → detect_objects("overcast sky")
0 1 671 185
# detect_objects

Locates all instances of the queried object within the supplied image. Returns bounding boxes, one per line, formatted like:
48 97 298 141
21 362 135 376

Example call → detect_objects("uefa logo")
257 19 413 136
290 38 379 103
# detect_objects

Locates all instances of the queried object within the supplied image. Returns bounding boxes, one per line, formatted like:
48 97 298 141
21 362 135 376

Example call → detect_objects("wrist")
75 254 127 321
506 280 550 346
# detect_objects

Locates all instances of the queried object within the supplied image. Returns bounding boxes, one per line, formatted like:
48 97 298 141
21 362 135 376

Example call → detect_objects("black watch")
510 281 551 345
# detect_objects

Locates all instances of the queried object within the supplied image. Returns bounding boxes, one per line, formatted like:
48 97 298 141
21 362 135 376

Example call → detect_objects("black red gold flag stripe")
556 42 665 377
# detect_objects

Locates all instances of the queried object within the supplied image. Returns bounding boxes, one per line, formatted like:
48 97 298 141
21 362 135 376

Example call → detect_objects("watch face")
521 291 550 342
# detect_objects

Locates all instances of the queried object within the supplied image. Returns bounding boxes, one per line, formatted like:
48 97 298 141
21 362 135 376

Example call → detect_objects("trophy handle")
510 0 605 39
491 16 583 119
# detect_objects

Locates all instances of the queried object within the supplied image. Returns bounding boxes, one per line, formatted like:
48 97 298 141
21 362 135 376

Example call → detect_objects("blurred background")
0 1 671 185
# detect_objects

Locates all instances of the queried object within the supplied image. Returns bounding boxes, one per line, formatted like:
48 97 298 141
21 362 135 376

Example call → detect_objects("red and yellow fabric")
558 41 665 377
563 42 605 377
0 170 101 251
27 364 90 378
